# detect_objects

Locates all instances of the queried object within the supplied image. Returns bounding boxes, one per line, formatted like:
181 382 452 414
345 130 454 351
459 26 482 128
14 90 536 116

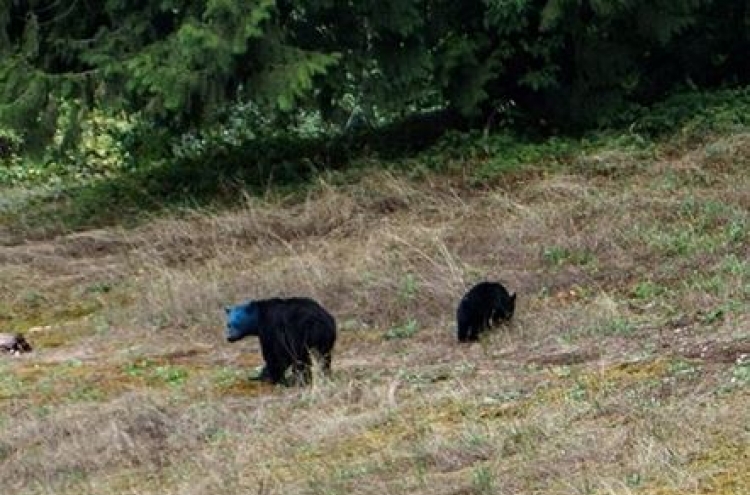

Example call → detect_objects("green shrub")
624 88 750 138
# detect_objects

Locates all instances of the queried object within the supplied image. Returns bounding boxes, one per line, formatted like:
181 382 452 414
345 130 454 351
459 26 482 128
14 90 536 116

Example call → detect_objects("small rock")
0 333 33 355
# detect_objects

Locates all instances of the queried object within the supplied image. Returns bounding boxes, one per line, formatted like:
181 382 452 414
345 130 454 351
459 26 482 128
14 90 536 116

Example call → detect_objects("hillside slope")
1 132 748 495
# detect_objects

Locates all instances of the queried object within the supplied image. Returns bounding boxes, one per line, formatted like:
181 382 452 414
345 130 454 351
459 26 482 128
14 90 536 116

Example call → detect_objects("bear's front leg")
259 335 289 385
250 365 272 382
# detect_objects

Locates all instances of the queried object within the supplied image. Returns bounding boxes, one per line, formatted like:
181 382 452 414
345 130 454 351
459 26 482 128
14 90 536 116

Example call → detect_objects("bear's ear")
510 293 517 302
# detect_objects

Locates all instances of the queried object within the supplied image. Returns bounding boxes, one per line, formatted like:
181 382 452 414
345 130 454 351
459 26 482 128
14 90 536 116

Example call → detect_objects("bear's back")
459 282 506 313
256 297 336 335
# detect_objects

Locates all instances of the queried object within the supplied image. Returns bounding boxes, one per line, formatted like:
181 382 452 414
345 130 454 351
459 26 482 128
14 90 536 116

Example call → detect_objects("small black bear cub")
456 281 516 342
225 297 336 385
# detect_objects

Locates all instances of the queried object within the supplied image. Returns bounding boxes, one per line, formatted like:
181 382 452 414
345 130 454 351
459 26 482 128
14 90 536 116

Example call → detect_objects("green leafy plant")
398 273 419 303
385 319 419 340
471 465 496 495
151 365 188 387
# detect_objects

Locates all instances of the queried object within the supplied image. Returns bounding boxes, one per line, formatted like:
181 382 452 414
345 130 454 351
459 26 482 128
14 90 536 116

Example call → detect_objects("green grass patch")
729 357 750 387
566 317 638 339
542 246 596 268
631 280 669 300
122 359 189 387
641 219 741 259
385 319 420 340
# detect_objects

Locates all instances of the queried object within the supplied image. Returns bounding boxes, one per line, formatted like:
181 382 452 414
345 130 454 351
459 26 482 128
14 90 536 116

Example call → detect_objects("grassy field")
1 129 748 494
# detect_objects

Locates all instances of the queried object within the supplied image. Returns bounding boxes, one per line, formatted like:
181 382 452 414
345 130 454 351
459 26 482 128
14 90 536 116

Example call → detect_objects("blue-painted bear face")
225 302 260 342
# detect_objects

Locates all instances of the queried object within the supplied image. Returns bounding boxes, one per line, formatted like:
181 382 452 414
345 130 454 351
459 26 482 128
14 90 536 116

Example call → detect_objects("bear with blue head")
456 281 516 342
225 297 337 385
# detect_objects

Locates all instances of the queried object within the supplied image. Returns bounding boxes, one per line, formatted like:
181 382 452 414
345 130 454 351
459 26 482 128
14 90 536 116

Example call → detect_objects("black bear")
456 281 516 342
225 297 337 385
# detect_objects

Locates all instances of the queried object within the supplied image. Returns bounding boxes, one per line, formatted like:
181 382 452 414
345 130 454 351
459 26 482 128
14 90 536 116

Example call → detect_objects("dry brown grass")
1 133 748 495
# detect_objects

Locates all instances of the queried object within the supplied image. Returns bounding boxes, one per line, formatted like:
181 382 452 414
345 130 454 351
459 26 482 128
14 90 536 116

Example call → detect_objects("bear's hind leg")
263 357 290 385
290 360 312 386
321 352 333 374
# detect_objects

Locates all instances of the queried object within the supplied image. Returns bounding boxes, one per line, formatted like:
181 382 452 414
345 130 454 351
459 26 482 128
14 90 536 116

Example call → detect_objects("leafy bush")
0 128 22 160
50 101 138 180
1 101 139 188
622 88 750 138
0 128 26 185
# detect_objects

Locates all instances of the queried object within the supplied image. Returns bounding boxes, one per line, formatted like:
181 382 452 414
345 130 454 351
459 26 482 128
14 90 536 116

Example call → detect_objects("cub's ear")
510 293 517 301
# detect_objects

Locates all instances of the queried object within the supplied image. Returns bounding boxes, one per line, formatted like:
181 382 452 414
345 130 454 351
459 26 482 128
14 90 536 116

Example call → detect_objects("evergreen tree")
1 0 747 151
0 0 340 147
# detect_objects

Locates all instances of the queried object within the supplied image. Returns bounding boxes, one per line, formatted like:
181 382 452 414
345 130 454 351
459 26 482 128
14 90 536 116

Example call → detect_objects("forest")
1 0 748 188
